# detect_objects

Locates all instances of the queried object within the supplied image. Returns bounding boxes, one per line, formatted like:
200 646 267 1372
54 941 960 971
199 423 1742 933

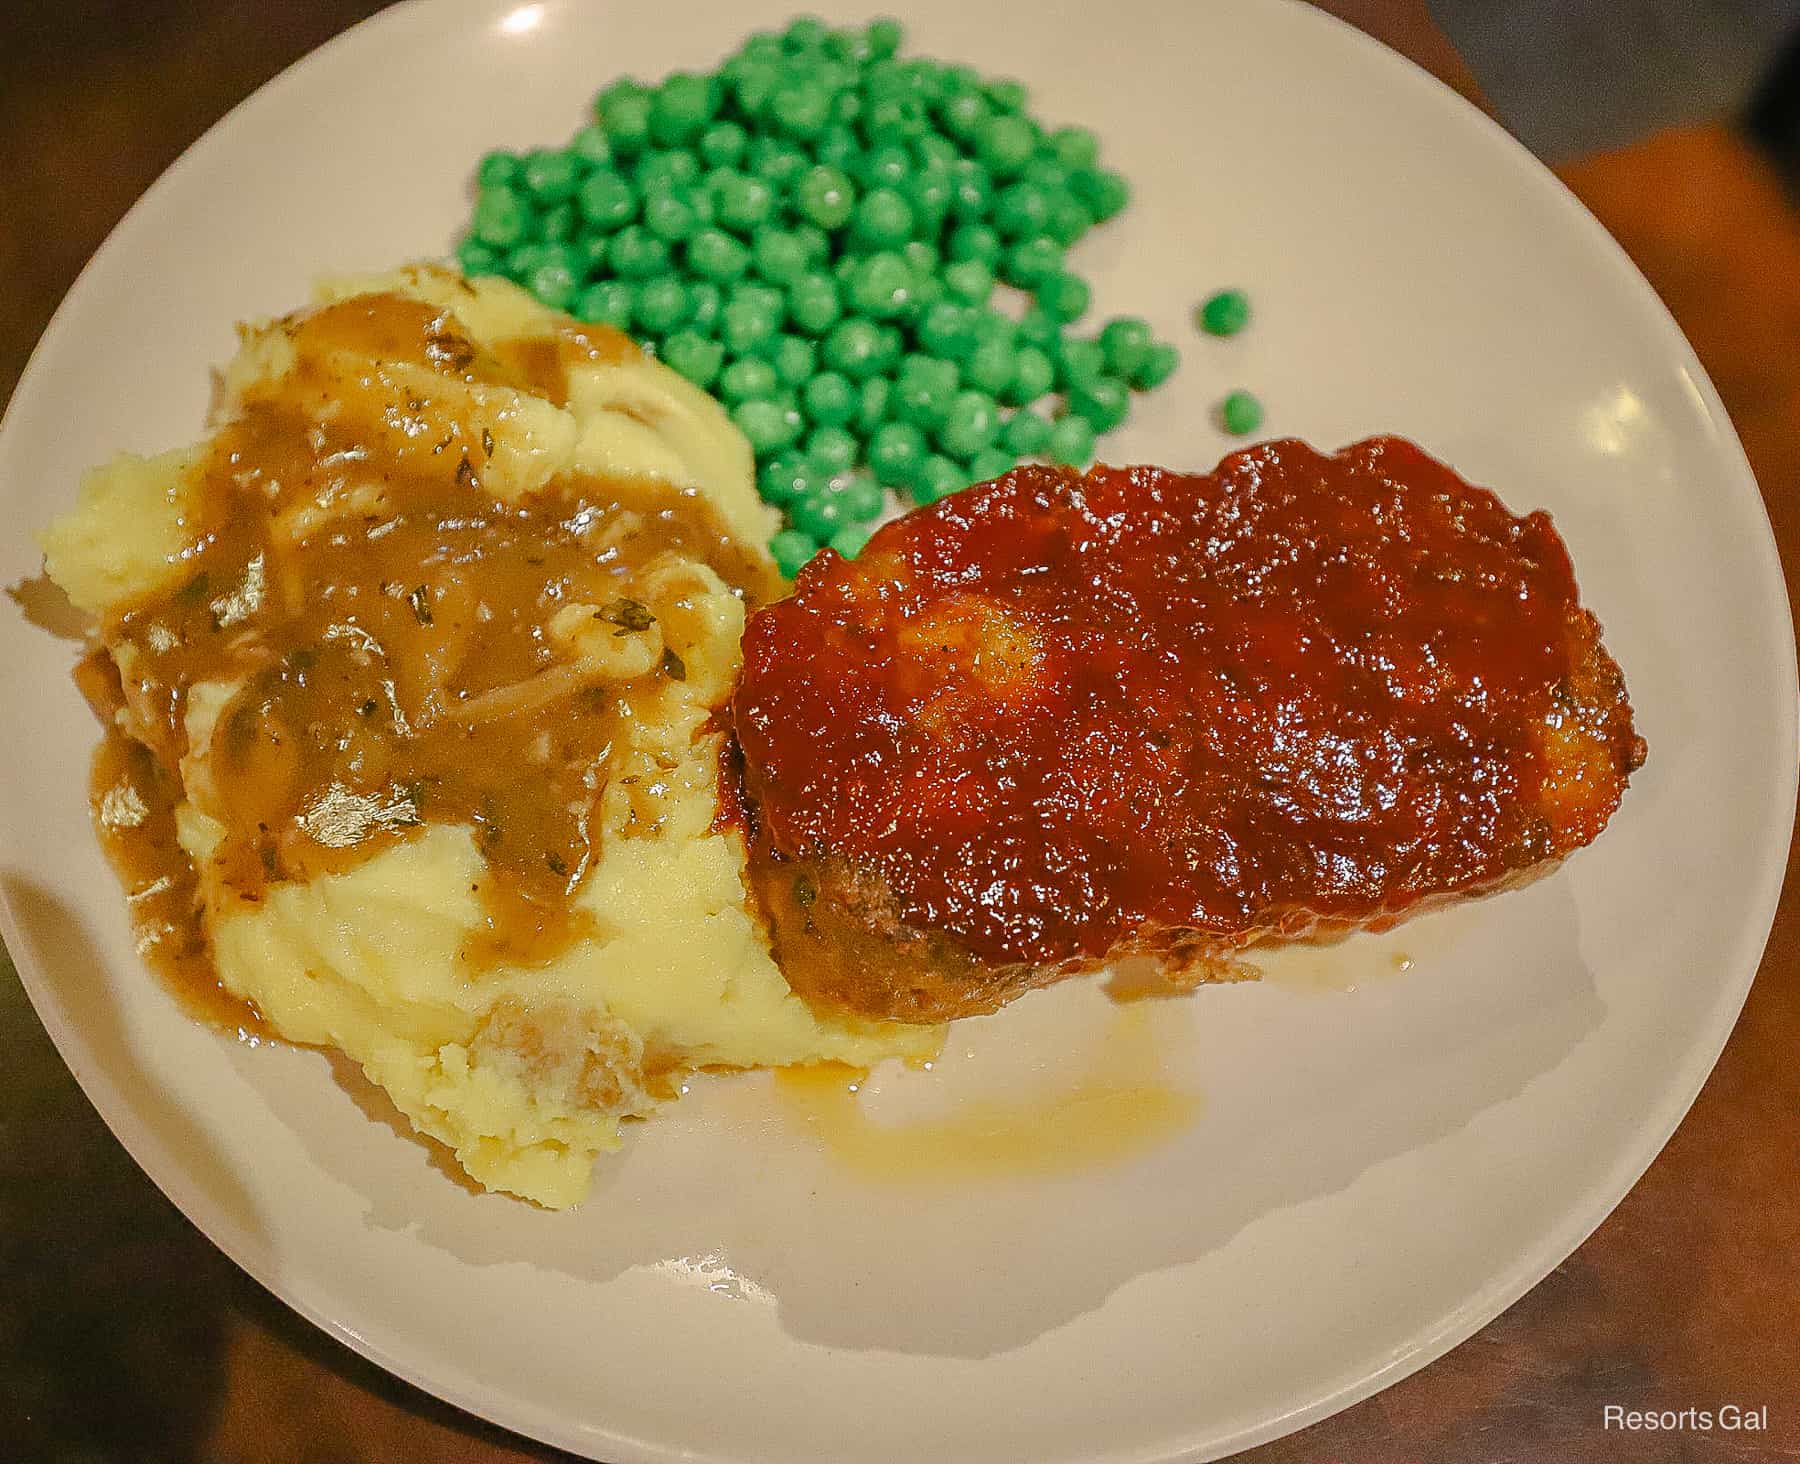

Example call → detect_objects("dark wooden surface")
1 4 1794 1461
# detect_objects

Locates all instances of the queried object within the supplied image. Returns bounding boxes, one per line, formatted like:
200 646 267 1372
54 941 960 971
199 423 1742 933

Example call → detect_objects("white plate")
1 1 1792 1459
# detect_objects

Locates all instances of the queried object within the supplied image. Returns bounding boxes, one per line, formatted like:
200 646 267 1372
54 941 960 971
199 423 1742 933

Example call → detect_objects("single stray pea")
1199 287 1251 337
1219 389 1264 436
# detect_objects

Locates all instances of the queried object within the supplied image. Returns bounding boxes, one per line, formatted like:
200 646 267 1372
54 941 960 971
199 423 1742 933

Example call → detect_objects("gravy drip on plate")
96 291 770 982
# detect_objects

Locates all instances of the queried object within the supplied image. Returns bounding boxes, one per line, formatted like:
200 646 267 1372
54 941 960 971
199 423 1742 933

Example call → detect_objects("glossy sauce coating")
97 291 774 980
733 440 1643 971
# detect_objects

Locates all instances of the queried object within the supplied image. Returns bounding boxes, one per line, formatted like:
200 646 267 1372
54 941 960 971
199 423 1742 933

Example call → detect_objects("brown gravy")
88 290 773 990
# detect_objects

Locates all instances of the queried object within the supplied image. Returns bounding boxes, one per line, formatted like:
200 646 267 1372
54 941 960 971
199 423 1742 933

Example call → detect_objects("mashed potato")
43 266 938 1208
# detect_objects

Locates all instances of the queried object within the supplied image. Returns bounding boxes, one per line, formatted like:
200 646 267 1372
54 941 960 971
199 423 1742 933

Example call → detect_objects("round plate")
1 1 1792 1460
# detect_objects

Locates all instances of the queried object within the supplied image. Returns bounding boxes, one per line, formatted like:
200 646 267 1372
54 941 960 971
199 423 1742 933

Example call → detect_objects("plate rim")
1 0 1794 1460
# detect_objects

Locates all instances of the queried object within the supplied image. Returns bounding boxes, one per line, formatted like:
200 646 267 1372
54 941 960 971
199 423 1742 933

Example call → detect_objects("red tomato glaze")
731 438 1639 969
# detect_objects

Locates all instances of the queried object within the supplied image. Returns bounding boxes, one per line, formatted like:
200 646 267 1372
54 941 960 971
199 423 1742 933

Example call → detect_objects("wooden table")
2 5 1793 1460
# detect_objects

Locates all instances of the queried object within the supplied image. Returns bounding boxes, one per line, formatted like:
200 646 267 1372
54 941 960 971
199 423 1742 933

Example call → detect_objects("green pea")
687 281 723 335
823 318 887 378
975 114 1035 178
967 447 1016 483
985 77 1029 113
1219 389 1264 435
942 258 993 306
659 331 724 389
576 170 636 232
1015 308 1060 353
787 272 843 336
522 148 581 204
1072 167 1130 222
540 201 578 242
1042 194 1091 248
698 120 748 168
770 527 820 578
999 236 1062 289
1003 347 1056 406
962 337 1014 396
946 159 991 220
526 259 580 311
456 237 502 278
564 126 610 171
893 355 958 431
893 235 929 271
863 96 930 143
806 424 861 477
1131 341 1181 390
852 189 914 251
772 81 833 140
641 190 697 242
905 274 945 320
795 165 857 230
735 34 784 66
857 375 893 431
783 15 829 52
733 396 805 453
752 230 812 285
718 355 779 402
747 137 809 190
813 124 862 171
940 90 989 141
472 186 531 249
916 301 978 360
802 371 856 426
1036 271 1091 323
1199 288 1252 337
902 168 952 234
847 252 913 318
476 151 520 189
791 488 849 542
634 278 690 335
1057 336 1107 389
992 181 1050 239
1047 126 1099 171
828 522 876 560
595 77 649 121
914 133 959 170
910 454 966 505
608 225 668 279
1098 317 1154 379
937 390 1000 458
791 223 830 265
947 222 1001 264
1001 407 1053 456
865 16 904 58
1021 155 1070 194
648 74 712 147
599 91 653 156
1047 413 1096 466
859 145 912 189
576 279 634 329
687 228 750 281
868 420 928 487
634 149 701 194
1070 377 1130 433
760 453 817 505
837 475 886 522
829 89 863 126
731 61 781 119
721 284 786 352
711 171 775 234
766 333 818 388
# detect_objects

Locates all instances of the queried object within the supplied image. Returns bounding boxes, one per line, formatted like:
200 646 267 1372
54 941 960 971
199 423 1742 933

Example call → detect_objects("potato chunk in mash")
42 266 938 1208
